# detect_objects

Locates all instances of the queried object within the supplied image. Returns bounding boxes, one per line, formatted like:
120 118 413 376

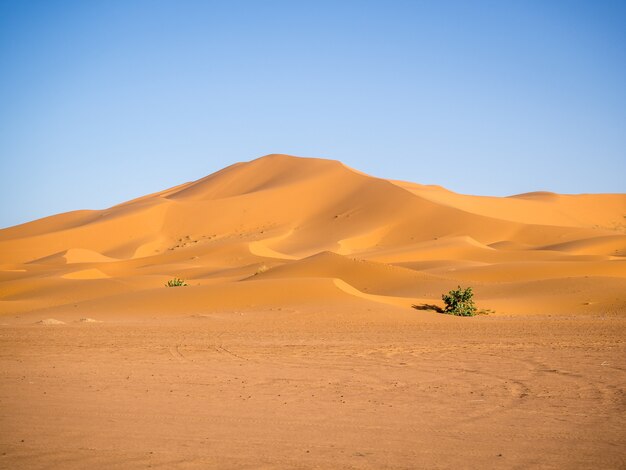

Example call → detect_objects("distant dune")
1 153 625 318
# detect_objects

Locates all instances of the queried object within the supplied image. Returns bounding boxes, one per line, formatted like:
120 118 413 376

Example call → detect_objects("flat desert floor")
1 154 625 468
1 308 625 469
0 306 626 469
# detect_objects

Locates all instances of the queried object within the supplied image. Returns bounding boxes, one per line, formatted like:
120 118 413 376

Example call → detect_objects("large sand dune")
1 153 624 317
1 154 625 468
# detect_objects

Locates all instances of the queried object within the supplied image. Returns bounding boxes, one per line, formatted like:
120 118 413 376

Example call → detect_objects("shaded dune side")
30 248 120 265
537 234 626 256
0 199 171 263
392 180 626 230
248 251 444 296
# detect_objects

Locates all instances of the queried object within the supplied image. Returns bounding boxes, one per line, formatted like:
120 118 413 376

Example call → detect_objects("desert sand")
0 154 625 468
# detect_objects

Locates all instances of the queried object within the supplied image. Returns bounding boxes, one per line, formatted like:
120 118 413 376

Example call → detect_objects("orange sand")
0 154 624 468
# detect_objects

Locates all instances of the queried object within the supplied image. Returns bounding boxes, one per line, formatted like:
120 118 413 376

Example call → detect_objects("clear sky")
1 0 624 228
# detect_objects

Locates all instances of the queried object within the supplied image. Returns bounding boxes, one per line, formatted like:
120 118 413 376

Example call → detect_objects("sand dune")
1 154 625 469
249 251 441 297
0 153 624 316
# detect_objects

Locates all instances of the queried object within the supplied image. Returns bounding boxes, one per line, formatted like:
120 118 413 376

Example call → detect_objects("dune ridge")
1 153 624 317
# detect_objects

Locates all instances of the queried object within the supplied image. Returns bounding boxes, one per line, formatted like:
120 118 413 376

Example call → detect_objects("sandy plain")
0 154 625 468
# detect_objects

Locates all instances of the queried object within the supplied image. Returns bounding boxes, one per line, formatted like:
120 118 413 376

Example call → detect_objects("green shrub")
442 286 477 316
165 278 188 287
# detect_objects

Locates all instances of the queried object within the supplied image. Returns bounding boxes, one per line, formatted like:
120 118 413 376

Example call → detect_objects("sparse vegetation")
441 285 477 316
165 278 188 287
254 264 269 275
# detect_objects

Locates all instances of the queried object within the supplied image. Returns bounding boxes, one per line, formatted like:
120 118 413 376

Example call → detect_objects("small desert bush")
442 285 477 316
165 278 188 287
254 264 269 275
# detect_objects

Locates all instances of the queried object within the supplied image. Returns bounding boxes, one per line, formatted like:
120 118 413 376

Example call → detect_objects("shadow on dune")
412 304 444 313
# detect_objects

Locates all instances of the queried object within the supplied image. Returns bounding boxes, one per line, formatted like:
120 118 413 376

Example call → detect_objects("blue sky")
1 0 624 228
